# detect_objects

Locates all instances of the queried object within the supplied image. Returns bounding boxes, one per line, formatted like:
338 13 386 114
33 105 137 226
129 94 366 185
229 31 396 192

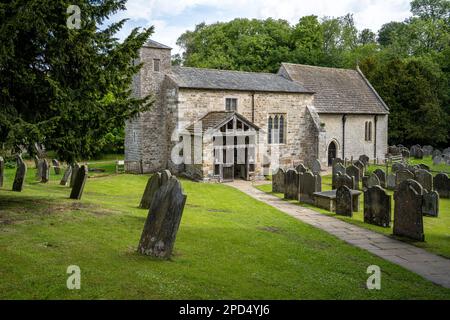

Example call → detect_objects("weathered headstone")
284 169 299 200
332 163 346 189
52 159 61 175
346 165 360 189
336 185 353 217
138 177 187 259
386 173 396 190
60 166 72 186
272 168 285 193
359 155 369 166
70 163 80 188
373 169 386 188
367 174 380 188
295 164 307 174
311 159 321 175
0 156 4 188
139 173 162 209
332 158 343 167
394 179 424 241
298 171 321 204
443 147 450 155
388 146 400 155
41 159 50 183
432 149 442 159
69 165 88 200
414 169 433 192
401 149 410 159
395 169 414 188
414 148 424 159
161 169 172 185
33 155 40 169
335 173 355 190
433 155 443 165
422 145 433 156
434 173 450 199
353 160 365 177
12 155 27 192
422 191 439 217
391 162 405 173
35 156 42 179
364 185 391 227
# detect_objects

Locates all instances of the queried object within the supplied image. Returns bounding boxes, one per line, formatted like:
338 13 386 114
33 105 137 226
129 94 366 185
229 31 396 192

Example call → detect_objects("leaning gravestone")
336 185 353 217
295 164 307 174
161 170 172 185
0 156 4 188
284 169 299 200
52 159 61 175
364 185 391 227
353 160 365 177
12 155 27 192
60 166 72 186
139 173 162 209
373 169 386 188
70 163 80 188
332 163 346 189
138 177 187 259
414 169 433 192
311 159 321 175
69 165 88 200
272 168 285 193
386 173 396 190
434 173 450 199
367 174 380 188
359 155 369 166
41 159 50 183
422 191 439 217
335 173 354 190
395 169 414 189
346 165 360 189
394 179 424 241
299 172 321 204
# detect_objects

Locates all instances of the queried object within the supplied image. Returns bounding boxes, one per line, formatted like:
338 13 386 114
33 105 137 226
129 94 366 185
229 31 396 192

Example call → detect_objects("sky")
110 0 413 54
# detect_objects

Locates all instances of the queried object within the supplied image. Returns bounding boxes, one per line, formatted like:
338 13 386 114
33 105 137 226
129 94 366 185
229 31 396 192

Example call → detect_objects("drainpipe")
251 92 255 123
374 115 378 160
342 114 347 159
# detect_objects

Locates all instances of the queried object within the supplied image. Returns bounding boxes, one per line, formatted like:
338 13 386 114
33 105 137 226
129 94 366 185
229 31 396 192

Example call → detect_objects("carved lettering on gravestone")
70 163 80 188
139 173 162 209
299 171 321 204
41 159 50 183
434 173 450 199
295 164 307 174
12 155 27 192
0 156 4 188
393 179 424 241
161 170 172 186
336 185 353 217
52 159 61 175
373 169 386 188
69 165 88 200
284 169 299 200
364 186 391 227
386 173 396 190
346 165 360 190
422 191 439 217
395 169 414 189
335 173 354 190
311 159 321 176
272 168 285 193
367 174 380 188
414 169 433 192
138 177 187 259
60 166 72 186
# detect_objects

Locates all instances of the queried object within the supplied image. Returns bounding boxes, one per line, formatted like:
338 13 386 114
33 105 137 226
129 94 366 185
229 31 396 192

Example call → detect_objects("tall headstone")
138 177 187 259
414 148 424 159
35 156 42 179
139 173 162 209
386 173 396 190
311 159 321 175
298 171 321 204
295 164 307 174
52 159 61 175
41 159 50 183
422 191 439 217
332 163 346 189
69 165 88 200
0 156 4 188
358 155 369 166
12 155 27 192
336 185 353 217
346 165 360 189
434 173 450 199
367 174 380 188
414 169 433 192
364 185 391 227
353 160 365 177
60 166 72 186
70 163 80 188
396 169 414 189
335 173 355 190
394 179 424 241
373 169 386 188
284 169 299 200
272 168 285 193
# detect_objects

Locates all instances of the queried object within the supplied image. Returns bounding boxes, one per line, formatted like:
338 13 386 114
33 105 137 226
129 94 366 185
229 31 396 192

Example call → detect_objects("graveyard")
0 156 449 299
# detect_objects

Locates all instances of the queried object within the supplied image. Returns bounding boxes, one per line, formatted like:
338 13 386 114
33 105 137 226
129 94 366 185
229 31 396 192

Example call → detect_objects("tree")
291 15 324 65
359 28 376 45
411 0 450 21
0 0 153 162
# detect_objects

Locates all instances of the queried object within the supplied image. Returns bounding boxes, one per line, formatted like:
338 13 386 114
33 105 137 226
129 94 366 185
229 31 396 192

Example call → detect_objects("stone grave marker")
60 166 72 186
0 156 4 188
359 155 369 166
52 159 61 175
386 173 396 190
161 170 172 185
138 177 187 259
332 163 346 189
272 168 285 193
295 164 307 174
332 158 343 167
434 173 449 199
41 159 50 183
12 155 27 192
414 148 424 159
346 165 360 189
433 155 442 165
311 159 321 175
414 169 433 192
367 174 380 188
422 191 439 217
336 185 353 217
353 160 365 177
391 162 405 173
139 172 162 209
432 149 441 159
394 179 424 241
364 185 391 227
335 173 354 190
284 169 299 200
373 169 386 188
69 165 88 200
422 145 433 156
299 171 321 204
401 148 410 159
70 163 80 188
35 156 42 179
396 169 414 189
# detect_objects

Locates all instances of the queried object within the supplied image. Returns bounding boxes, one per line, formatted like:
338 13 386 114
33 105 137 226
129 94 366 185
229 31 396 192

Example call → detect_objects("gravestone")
335 173 355 190
336 185 353 217
443 147 450 155
41 159 50 183
396 169 414 188
52 159 61 175
311 159 321 175
414 148 424 159
391 163 405 173
161 170 172 185
367 174 380 188
432 149 441 158
295 164 307 174
401 148 410 159
69 165 88 200
0 156 4 188
414 169 433 192
422 191 439 217
394 179 424 241
434 173 450 199
70 163 80 188
138 177 187 259
423 145 433 156
346 165 360 189
362 176 369 189
60 166 72 186
299 172 321 204
386 173 396 190
433 155 443 165
359 155 369 166
332 158 343 167
272 168 285 193
353 160 365 177
332 163 346 189
373 169 386 188
12 155 27 192
139 173 162 209
284 169 299 200
364 185 391 227
35 156 42 179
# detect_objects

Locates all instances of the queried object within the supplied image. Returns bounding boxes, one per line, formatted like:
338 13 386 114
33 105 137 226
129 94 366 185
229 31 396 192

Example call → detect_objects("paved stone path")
227 180 450 288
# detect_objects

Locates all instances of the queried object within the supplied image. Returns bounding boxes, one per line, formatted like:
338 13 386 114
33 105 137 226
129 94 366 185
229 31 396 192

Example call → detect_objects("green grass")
256 175 450 259
0 166 449 299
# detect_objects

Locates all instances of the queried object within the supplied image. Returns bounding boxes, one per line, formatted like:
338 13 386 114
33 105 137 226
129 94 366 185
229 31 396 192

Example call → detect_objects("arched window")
274 115 279 144
268 114 285 144
279 115 284 144
368 122 372 141
268 116 273 144
364 121 373 142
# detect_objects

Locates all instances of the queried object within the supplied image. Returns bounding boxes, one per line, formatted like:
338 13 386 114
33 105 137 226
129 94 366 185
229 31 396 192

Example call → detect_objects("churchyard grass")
0 164 449 299
257 175 450 259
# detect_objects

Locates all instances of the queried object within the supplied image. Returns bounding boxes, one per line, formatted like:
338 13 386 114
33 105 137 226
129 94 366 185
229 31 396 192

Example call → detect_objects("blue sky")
110 0 413 54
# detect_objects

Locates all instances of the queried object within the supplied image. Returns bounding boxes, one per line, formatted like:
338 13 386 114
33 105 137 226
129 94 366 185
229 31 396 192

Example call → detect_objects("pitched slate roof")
169 66 312 93
279 63 389 114
185 111 259 135
143 40 172 50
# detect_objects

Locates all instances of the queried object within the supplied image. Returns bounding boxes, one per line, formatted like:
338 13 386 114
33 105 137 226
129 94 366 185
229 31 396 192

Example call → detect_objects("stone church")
125 40 389 181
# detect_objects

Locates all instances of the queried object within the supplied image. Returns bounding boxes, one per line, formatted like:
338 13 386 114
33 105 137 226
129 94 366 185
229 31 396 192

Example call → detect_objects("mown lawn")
0 162 449 299
257 173 450 259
